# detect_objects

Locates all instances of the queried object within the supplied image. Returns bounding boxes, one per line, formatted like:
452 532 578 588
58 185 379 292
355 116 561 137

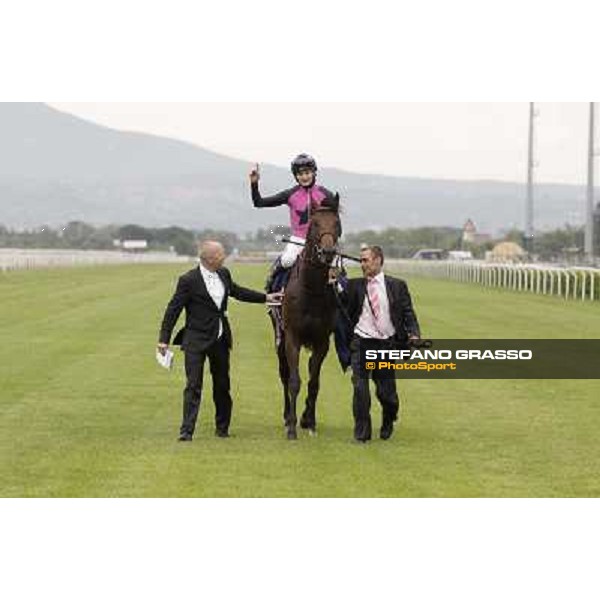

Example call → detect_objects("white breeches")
280 236 306 268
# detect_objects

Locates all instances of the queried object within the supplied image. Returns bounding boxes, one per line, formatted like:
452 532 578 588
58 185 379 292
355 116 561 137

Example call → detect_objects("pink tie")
368 278 380 323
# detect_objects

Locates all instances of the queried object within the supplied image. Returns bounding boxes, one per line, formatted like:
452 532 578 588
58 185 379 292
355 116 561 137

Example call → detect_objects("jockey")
250 154 337 293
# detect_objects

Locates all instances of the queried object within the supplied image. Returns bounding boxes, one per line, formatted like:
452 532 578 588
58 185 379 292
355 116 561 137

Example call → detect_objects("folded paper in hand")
156 349 175 370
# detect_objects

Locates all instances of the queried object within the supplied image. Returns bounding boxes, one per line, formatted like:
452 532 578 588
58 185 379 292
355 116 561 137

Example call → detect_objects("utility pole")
525 102 537 255
585 102 596 262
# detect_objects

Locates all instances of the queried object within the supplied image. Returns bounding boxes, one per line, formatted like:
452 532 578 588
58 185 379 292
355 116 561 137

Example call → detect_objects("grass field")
1 263 599 497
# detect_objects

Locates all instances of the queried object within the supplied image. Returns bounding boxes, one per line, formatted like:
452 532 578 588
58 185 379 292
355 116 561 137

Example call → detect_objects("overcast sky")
51 103 595 185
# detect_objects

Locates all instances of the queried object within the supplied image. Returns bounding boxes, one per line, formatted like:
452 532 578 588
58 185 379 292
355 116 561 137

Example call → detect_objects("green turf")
1 263 599 497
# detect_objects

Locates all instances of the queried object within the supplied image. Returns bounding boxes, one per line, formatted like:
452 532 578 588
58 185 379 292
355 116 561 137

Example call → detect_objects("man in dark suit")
343 245 421 443
158 241 283 442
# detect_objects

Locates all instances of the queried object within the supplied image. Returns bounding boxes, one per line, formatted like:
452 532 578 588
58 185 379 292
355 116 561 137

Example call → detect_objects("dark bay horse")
277 194 342 440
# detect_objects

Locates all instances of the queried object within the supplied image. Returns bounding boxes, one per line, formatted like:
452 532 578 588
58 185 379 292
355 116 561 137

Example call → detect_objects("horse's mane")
315 193 341 213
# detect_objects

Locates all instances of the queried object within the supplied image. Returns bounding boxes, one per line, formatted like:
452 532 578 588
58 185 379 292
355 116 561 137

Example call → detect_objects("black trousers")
350 335 400 441
181 337 232 437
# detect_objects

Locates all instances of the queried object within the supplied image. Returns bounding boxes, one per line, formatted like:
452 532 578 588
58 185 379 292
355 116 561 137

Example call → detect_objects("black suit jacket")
159 266 266 353
343 275 421 345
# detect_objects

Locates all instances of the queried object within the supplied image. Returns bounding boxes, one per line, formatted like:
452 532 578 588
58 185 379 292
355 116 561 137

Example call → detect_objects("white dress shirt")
200 263 226 339
355 272 396 340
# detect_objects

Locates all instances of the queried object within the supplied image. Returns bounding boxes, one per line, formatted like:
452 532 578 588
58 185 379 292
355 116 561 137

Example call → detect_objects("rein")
280 236 360 263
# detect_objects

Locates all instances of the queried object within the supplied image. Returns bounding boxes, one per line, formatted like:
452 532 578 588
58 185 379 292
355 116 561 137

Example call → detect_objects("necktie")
368 277 381 324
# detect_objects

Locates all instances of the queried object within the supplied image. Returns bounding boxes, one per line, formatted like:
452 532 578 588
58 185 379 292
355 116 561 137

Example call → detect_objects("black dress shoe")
380 421 394 441
178 433 193 442
215 430 230 439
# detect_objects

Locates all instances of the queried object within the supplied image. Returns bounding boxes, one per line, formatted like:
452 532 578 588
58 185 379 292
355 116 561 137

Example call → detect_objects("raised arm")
249 164 294 208
251 182 294 208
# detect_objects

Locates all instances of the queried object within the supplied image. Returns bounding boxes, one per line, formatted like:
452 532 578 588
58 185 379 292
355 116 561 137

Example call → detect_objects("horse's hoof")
308 429 318 438
287 430 298 441
300 418 316 431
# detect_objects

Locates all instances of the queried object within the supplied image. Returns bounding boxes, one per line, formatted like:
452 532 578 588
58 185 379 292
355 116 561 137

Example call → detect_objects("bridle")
304 218 340 267
310 231 339 266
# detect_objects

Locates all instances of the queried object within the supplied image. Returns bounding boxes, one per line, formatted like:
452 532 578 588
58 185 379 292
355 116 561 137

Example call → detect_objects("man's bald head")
199 241 226 272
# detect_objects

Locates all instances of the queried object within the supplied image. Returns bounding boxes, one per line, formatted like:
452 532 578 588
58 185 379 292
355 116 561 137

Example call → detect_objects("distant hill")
0 103 588 234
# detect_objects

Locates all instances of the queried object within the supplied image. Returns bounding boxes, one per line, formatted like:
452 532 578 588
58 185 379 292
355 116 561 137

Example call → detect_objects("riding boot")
266 260 290 295
265 259 282 293
275 266 291 291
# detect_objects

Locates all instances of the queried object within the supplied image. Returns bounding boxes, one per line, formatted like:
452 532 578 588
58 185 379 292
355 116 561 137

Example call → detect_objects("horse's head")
306 193 342 266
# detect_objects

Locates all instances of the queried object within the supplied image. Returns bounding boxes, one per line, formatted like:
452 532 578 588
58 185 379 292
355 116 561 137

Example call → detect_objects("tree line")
344 225 590 261
0 221 592 262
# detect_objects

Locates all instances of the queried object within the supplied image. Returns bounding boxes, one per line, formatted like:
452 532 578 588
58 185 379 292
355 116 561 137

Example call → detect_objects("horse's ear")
322 192 340 212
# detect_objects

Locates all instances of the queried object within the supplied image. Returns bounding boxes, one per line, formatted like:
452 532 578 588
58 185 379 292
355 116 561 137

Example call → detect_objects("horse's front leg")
301 338 330 435
285 336 301 441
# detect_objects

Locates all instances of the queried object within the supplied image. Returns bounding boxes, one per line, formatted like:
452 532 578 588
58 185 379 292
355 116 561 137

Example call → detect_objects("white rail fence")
387 260 600 302
0 249 192 272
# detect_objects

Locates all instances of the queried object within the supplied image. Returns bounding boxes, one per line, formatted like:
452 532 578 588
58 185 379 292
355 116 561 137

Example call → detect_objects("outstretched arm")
222 269 282 305
230 280 283 305
230 279 267 304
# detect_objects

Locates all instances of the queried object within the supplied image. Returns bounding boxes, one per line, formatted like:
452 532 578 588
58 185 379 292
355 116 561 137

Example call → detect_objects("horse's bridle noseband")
308 231 339 266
